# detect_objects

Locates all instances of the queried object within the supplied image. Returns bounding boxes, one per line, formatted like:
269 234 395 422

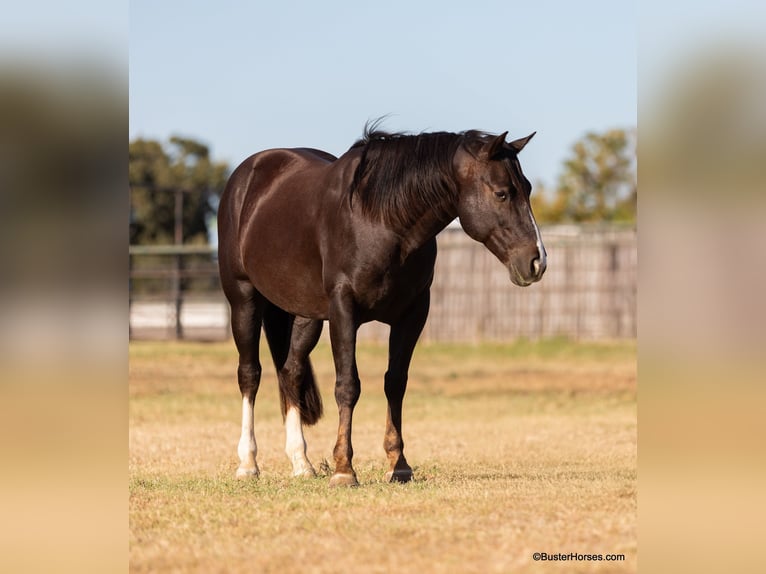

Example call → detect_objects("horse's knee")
238 362 262 395
334 376 360 408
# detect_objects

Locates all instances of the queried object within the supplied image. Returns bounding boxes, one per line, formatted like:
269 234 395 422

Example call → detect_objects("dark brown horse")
218 126 546 486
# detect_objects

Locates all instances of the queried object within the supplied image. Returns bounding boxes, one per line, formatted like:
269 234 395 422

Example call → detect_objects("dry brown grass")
130 339 636 573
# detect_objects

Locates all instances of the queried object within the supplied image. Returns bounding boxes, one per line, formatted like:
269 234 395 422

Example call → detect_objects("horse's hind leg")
384 291 430 483
227 282 265 478
279 317 323 477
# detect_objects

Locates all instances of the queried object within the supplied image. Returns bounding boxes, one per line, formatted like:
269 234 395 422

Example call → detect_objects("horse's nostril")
531 257 541 277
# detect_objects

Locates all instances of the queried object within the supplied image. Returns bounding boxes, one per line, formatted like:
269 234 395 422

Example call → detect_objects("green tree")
533 128 636 224
530 180 562 223
557 128 636 223
129 136 229 245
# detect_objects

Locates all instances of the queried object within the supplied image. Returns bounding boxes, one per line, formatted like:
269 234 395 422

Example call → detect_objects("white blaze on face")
528 204 546 273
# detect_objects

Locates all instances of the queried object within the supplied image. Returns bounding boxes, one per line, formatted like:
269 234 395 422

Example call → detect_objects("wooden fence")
129 225 636 342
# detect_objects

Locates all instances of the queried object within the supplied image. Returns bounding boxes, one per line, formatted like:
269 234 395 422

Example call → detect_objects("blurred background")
639 2 766 573
0 2 126 573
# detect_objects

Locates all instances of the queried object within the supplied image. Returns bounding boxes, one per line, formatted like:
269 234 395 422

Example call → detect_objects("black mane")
348 126 495 228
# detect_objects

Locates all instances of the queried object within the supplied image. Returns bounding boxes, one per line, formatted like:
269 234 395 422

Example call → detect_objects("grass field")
129 338 636 573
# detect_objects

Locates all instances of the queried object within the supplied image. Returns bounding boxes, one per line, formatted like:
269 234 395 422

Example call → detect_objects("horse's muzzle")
508 252 546 287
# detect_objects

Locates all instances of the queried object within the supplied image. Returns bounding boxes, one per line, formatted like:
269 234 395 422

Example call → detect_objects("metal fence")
129 225 636 342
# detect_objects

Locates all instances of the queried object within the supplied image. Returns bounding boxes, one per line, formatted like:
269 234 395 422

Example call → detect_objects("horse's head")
453 131 547 286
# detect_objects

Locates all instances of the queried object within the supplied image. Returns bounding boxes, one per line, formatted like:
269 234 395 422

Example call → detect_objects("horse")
217 125 547 486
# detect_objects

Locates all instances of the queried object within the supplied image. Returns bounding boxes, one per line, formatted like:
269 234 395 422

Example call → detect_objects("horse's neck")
398 200 457 261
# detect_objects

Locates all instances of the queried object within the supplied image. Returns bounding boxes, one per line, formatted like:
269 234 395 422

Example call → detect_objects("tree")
529 180 562 224
533 128 636 224
129 136 229 245
558 128 636 223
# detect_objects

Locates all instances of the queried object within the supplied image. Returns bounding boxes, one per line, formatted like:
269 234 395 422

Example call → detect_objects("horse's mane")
348 124 495 228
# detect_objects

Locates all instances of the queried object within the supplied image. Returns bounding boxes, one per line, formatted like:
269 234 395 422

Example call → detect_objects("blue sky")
130 1 636 187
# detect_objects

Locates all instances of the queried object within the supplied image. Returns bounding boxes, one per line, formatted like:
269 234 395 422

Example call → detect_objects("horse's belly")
245 251 329 318
241 217 330 319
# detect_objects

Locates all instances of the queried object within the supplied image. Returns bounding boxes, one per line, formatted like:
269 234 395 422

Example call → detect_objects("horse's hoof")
385 469 413 483
292 466 317 478
329 472 359 487
236 467 259 479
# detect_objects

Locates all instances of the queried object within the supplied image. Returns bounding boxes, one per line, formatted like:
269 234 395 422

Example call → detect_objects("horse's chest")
353 251 435 322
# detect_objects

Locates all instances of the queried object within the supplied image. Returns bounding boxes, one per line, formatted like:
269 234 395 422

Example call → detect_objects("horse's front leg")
384 290 430 483
328 289 361 487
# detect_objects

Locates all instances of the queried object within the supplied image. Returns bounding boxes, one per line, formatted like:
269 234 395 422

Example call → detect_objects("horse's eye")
494 190 508 201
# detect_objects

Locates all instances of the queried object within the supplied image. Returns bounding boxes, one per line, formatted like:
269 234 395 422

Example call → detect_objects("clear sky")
130 1 636 187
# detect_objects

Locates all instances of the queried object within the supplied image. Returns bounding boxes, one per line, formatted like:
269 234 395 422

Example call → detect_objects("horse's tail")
262 303 323 426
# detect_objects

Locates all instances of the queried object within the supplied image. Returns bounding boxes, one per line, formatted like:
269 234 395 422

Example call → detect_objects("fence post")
172 252 183 339
173 189 184 340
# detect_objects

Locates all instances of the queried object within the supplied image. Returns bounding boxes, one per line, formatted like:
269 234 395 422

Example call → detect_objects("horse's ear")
509 132 536 153
483 131 508 159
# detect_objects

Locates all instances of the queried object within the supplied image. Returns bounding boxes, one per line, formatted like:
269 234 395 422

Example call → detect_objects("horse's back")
221 147 335 219
220 147 336 247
